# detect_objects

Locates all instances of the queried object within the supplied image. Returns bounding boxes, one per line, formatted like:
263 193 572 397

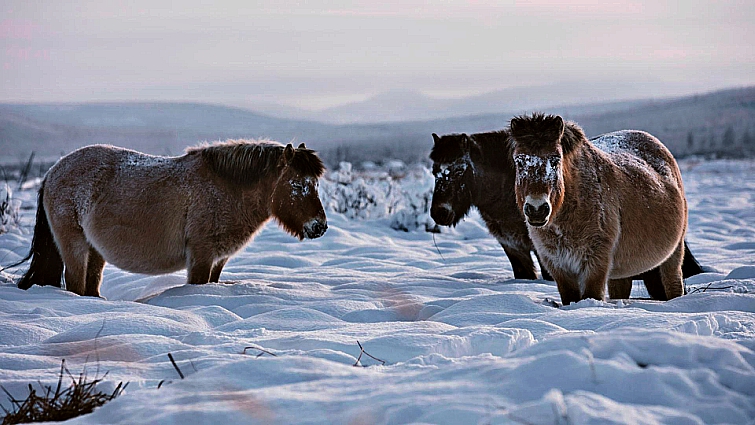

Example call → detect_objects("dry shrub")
1 360 127 425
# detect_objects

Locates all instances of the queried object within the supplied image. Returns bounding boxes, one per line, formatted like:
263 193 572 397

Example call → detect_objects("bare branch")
167 353 185 380
353 340 386 367
242 346 277 358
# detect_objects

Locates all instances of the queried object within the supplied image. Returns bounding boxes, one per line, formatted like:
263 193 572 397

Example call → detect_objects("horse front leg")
547 267 581 306
502 245 537 280
533 250 553 281
187 252 213 284
581 266 610 302
209 257 229 283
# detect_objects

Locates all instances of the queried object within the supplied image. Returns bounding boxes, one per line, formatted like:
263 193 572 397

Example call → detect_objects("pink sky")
1 1 753 109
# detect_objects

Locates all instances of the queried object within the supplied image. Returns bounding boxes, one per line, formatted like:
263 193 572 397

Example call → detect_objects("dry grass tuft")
1 360 127 425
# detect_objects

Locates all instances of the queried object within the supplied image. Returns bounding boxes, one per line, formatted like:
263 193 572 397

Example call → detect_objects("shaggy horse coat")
430 130 702 299
15 140 327 297
509 114 688 304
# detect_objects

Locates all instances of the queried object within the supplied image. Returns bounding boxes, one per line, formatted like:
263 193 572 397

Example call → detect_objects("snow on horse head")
509 113 688 305
15 140 327 297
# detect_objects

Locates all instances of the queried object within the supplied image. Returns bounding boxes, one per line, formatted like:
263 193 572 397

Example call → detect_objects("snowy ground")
1 159 754 424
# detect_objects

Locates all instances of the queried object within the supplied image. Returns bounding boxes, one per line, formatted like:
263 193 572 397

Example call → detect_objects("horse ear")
432 133 440 144
460 134 473 153
283 143 295 164
553 116 565 138
509 117 521 135
461 133 477 153
298 142 307 149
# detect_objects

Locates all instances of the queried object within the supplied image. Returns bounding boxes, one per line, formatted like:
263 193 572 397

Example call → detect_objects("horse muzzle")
430 204 454 226
303 218 328 239
524 197 551 228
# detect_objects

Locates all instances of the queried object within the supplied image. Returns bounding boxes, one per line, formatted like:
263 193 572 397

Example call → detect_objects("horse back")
590 130 683 189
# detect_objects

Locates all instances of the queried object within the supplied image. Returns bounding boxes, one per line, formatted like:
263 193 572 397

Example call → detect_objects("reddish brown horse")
509 113 688 304
430 130 702 300
13 140 327 297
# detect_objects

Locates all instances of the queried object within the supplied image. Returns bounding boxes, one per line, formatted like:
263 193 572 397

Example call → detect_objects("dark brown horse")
430 131 551 280
509 113 689 304
13 140 327 297
429 130 702 300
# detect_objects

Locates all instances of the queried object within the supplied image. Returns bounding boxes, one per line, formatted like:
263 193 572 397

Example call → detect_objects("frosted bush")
319 162 436 231
0 182 21 234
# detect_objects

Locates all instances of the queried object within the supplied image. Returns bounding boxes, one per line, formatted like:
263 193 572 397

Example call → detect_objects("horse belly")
610 208 684 278
83 203 188 275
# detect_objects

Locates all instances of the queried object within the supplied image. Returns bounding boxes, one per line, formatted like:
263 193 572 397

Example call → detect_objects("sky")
1 0 754 111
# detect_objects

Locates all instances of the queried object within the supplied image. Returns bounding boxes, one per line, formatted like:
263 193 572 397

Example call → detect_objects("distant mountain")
1 86 753 167
0 103 334 161
300 80 717 124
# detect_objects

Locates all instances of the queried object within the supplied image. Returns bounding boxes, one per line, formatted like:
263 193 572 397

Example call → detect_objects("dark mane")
430 133 468 163
188 139 325 185
289 145 326 179
509 113 586 153
470 130 513 167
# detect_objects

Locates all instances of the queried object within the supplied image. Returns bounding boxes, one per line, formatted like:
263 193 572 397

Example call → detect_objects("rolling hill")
1 86 753 167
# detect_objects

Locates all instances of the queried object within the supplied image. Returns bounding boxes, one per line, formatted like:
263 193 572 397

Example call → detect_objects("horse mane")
188 139 325 185
510 113 586 154
430 133 470 163
470 130 513 167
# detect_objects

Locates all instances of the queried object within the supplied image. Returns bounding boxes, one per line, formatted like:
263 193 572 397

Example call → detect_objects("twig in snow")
16 152 35 191
167 353 184 380
242 346 277 358
353 341 385 367
432 233 446 262
687 282 734 294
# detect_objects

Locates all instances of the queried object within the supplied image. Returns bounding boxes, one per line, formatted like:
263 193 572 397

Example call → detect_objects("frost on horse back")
15 140 327 297
509 113 687 305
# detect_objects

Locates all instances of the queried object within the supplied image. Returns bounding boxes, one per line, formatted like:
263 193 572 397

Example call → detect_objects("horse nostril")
524 203 536 217
537 203 550 216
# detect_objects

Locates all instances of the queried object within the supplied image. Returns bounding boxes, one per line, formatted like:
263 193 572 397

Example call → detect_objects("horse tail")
13 180 64 289
681 240 704 278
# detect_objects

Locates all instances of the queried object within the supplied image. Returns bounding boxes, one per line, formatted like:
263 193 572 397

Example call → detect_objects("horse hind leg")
55 231 90 296
608 277 633 300
658 240 685 300
84 247 106 297
637 267 668 300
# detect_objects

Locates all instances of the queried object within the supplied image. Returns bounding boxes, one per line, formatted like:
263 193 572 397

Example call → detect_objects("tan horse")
429 130 702 297
509 113 687 305
14 140 327 297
